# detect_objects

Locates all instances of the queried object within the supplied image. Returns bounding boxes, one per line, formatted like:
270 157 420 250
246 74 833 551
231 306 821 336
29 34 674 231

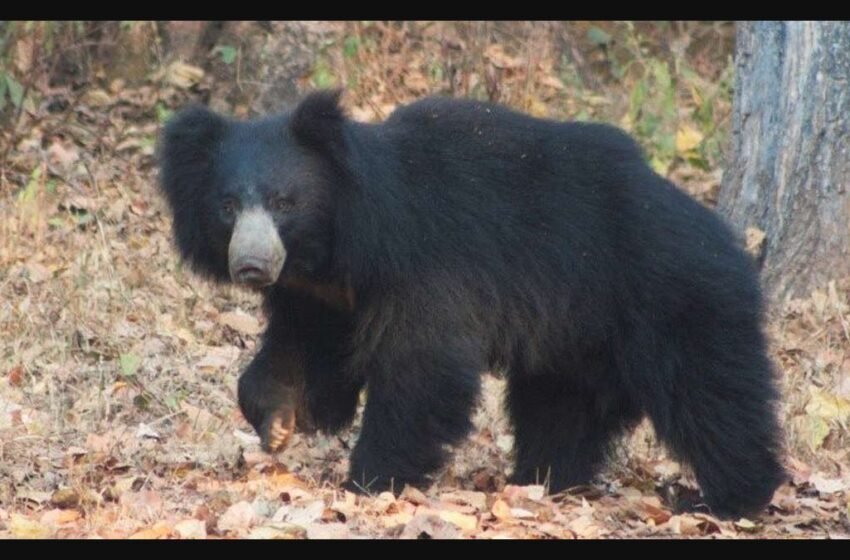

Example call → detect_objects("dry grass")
0 21 847 539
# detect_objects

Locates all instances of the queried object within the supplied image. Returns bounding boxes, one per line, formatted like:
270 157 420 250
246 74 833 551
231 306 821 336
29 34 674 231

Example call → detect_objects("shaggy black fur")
158 90 785 519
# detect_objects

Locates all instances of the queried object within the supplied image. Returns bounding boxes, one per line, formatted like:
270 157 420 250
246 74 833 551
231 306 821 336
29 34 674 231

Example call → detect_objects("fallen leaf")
218 310 262 335
350 105 377 123
806 387 850 421
399 485 429 506
369 492 396 514
7 365 24 386
120 490 163 520
510 507 536 519
17 490 53 505
567 515 600 538
525 485 546 501
47 140 80 169
692 513 724 535
180 402 221 434
51 488 80 509
437 510 477 532
14 36 34 73
539 75 565 90
526 96 549 118
272 500 325 527
10 514 51 539
652 459 681 478
484 44 525 69
794 413 830 451
403 71 429 93
636 500 672 525
248 524 306 539
166 62 205 89
0 397 24 430
676 125 704 154
264 472 307 490
195 345 241 373
82 89 113 107
491 499 512 520
382 511 416 528
665 514 704 536
472 470 500 492
306 523 350 539
400 514 461 539
174 519 207 539
501 484 536 502
109 78 125 93
40 509 80 526
810 474 849 494
587 26 612 47
583 94 611 107
619 486 643 501
135 422 160 440
218 501 257 533
835 369 850 399
130 199 149 215
129 522 173 539
734 518 758 532
439 490 486 511
25 262 51 283
770 484 798 512
119 353 141 377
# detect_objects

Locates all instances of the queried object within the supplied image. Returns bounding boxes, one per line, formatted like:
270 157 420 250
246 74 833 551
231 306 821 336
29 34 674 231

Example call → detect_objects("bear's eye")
270 196 295 213
221 197 239 216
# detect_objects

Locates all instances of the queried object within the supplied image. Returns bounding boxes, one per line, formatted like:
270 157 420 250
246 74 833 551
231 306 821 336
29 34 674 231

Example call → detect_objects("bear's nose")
228 208 287 288
232 259 275 287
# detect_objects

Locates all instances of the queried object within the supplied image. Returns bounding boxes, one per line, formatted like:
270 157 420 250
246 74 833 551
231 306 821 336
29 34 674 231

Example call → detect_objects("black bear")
158 90 785 519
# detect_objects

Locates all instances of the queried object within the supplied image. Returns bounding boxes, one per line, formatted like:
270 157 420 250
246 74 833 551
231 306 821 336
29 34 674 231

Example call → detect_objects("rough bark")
719 21 850 301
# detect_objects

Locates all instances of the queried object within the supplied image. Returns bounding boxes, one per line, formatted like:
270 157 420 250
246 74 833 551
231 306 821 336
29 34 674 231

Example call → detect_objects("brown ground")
0 21 848 539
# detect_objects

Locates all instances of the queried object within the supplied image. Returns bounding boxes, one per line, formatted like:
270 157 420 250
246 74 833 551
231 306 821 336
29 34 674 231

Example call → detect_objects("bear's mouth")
231 259 276 287
228 207 286 287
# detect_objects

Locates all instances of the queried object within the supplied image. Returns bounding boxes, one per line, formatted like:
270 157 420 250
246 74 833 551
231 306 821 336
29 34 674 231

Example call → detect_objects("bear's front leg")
238 340 307 452
302 356 363 435
273 288 361 435
345 347 482 494
239 288 361 450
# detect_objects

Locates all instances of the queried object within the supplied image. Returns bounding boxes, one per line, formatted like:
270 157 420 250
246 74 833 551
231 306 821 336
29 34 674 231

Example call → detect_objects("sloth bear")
158 90 785 519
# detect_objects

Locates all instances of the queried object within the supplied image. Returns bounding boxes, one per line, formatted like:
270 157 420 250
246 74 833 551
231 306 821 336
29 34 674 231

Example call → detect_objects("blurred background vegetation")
1 23 848 537
0 21 735 203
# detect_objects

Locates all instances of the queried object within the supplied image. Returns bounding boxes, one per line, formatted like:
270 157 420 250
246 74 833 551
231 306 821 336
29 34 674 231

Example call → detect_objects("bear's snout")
228 207 286 288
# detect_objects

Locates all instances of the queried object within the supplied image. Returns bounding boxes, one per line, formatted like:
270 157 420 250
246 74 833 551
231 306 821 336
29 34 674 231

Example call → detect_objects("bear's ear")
159 105 226 165
158 104 227 206
289 89 347 152
157 105 230 281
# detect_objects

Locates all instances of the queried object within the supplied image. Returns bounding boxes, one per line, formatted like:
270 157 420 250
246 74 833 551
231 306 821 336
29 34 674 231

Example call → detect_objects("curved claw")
261 405 297 453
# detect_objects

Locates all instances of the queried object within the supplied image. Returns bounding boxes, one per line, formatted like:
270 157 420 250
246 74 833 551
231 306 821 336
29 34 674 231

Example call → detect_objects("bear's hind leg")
639 330 785 519
507 357 640 494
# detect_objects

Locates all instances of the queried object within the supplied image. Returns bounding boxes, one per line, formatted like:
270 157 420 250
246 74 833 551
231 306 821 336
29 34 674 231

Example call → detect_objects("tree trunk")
718 21 850 302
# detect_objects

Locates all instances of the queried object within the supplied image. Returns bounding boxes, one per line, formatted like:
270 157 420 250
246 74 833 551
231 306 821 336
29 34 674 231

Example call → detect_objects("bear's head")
158 91 349 289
